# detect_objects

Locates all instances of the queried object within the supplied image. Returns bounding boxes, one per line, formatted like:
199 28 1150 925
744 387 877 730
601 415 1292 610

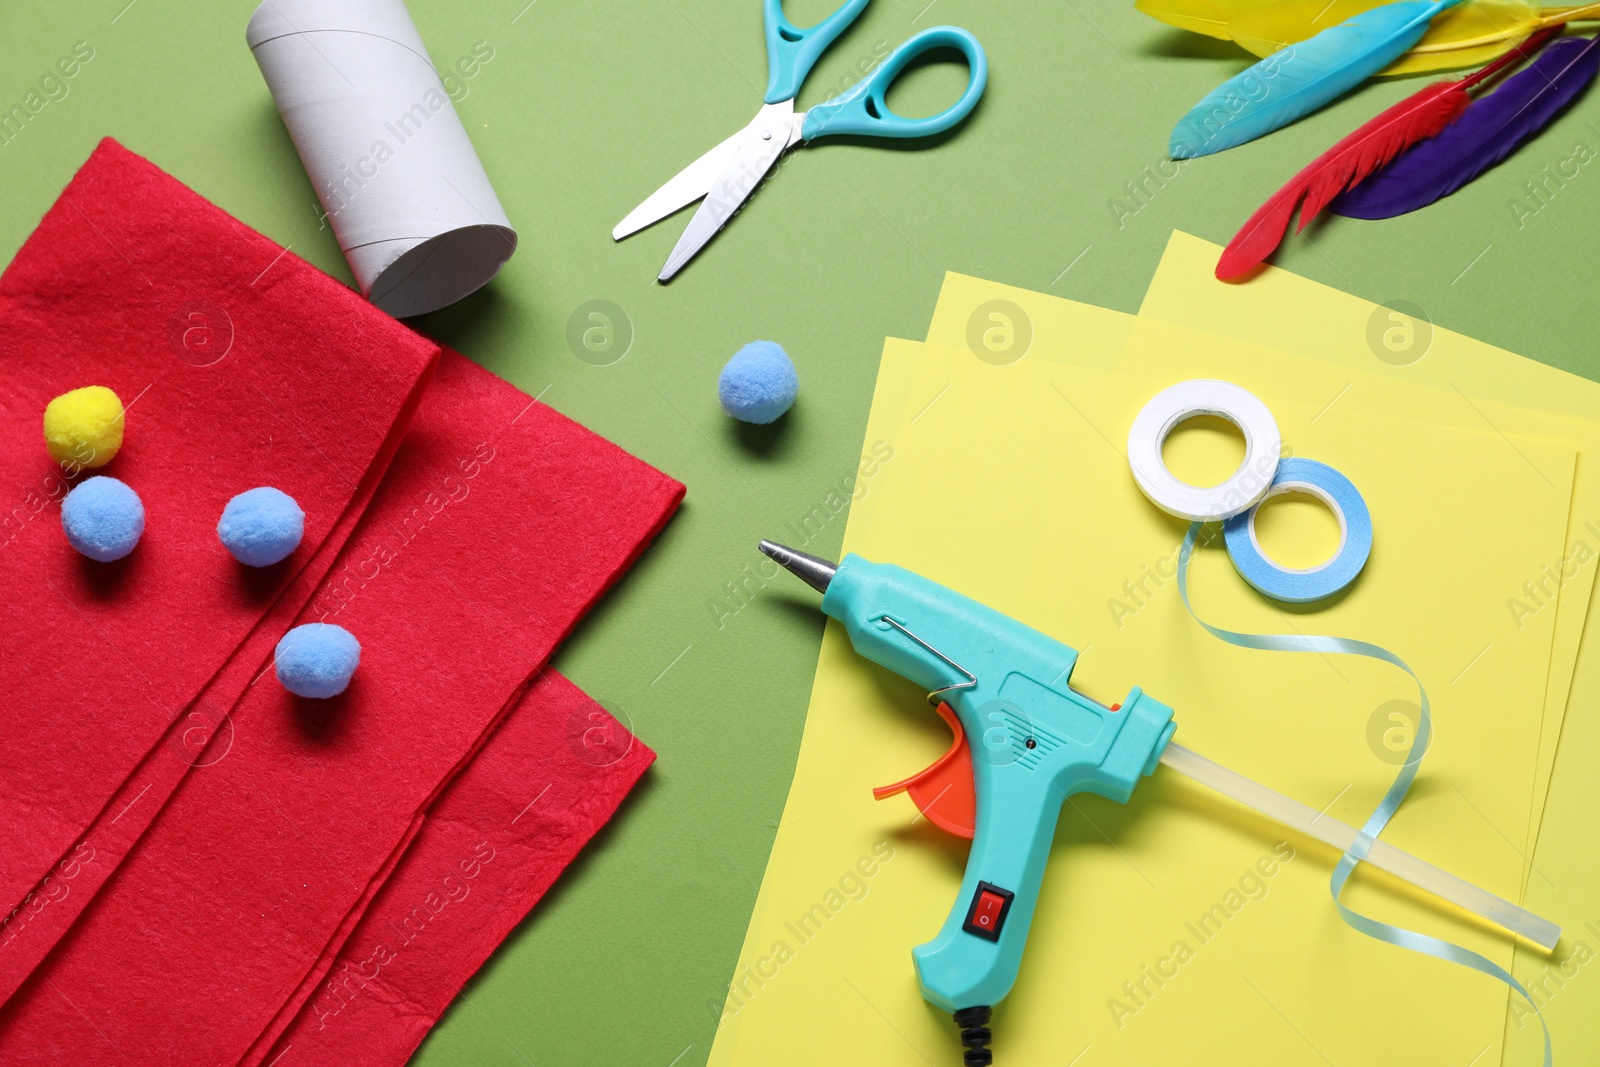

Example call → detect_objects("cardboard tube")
247 0 516 317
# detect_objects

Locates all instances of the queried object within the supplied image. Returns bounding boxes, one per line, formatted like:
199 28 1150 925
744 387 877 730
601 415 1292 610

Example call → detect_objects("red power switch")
962 881 1014 942
972 891 1005 928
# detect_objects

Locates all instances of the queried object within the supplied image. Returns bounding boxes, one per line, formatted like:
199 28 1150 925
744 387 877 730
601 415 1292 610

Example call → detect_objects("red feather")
1216 26 1562 281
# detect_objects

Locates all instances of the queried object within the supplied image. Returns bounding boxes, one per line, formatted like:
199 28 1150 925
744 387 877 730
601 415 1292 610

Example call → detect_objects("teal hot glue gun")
762 540 1173 1064
758 541 1560 1066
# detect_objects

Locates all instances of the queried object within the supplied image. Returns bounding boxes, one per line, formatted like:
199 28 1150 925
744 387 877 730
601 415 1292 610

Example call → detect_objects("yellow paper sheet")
1126 231 1600 1066
708 338 1572 1067
927 266 1597 901
1136 235 1600 889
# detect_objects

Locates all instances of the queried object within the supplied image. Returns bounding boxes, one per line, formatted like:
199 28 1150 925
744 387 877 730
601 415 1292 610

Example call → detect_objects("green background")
4 1 1598 1063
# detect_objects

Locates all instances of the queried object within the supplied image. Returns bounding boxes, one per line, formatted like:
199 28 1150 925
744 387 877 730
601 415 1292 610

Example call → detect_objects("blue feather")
1169 0 1467 159
1331 33 1600 218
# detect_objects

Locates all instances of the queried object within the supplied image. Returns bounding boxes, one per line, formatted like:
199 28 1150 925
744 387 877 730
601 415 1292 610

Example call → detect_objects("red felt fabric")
237 680 535 1067
0 362 434 1004
258 670 654 1067
0 138 439 934
0 341 683 1064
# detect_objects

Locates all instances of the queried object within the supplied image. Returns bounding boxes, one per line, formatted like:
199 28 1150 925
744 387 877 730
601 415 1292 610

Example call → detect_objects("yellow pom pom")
43 386 124 470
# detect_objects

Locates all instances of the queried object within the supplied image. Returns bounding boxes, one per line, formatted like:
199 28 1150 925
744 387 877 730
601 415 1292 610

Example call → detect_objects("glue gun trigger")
872 703 976 839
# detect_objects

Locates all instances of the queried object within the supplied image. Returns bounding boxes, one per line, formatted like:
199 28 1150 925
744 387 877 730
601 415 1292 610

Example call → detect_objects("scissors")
614 0 987 281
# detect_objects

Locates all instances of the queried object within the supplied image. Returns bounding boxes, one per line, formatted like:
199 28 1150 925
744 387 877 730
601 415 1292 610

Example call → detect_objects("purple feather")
1331 33 1600 219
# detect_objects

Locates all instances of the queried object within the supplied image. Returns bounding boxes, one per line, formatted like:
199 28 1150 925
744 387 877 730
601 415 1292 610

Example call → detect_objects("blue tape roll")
1223 457 1371 603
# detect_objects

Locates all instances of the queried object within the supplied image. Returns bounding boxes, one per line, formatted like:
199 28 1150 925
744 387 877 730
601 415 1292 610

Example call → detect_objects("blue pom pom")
61 476 144 562
218 486 305 567
274 623 361 699
718 341 798 424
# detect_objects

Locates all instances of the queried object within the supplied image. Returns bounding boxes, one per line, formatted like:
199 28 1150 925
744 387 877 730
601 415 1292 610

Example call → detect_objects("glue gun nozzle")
759 540 837 595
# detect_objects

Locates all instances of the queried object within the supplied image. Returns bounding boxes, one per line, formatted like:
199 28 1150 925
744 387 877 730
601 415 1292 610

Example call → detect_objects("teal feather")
1169 0 1468 159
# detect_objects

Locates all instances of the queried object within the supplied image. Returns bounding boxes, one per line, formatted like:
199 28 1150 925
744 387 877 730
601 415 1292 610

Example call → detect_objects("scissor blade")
658 102 796 282
613 127 746 241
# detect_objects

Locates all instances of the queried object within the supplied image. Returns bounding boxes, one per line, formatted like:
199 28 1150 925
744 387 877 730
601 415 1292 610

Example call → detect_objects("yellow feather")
1394 1 1600 73
1133 0 1269 40
1384 36 1526 75
1228 0 1600 76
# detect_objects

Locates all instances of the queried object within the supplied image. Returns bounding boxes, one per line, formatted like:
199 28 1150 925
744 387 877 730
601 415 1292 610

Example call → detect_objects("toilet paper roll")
247 0 516 318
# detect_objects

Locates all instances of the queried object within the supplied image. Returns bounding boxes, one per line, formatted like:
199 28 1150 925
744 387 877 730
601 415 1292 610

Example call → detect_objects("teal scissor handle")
801 27 987 141
764 0 872 104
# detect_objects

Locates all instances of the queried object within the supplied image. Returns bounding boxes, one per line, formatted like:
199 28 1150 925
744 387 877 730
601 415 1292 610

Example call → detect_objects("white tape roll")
1127 380 1282 521
247 0 516 318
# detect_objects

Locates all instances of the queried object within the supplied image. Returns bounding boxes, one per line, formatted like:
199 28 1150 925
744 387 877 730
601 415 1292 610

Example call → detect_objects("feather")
1215 27 1558 278
1134 0 1600 75
1135 0 1267 40
1331 31 1600 217
1230 0 1600 76
1170 0 1470 158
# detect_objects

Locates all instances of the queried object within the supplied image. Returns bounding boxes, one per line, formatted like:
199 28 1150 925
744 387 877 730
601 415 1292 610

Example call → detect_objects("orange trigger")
872 703 975 839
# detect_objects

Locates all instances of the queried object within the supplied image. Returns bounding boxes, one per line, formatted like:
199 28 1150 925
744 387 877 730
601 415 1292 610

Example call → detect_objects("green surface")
4 1 1600 1063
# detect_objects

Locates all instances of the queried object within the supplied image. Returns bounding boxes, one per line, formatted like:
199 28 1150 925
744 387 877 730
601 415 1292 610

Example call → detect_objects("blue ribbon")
1178 522 1552 1066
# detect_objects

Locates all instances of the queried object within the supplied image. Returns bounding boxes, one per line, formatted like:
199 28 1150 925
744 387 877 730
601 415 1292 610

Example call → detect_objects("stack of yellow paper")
709 232 1599 1067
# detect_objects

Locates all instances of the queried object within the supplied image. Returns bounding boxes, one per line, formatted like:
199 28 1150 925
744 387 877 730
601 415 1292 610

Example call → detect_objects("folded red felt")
0 139 438 932
0 345 684 1065
258 670 654 1066
0 434 411 1002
